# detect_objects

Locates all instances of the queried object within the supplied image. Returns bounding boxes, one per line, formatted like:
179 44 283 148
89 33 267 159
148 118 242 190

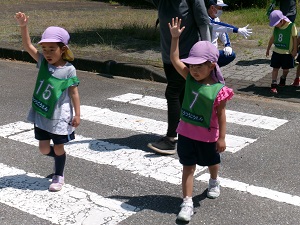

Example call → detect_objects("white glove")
223 46 233 56
238 24 252 39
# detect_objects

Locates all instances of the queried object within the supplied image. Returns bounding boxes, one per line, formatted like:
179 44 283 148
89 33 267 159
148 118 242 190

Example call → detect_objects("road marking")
0 122 206 185
0 163 137 225
81 105 256 153
1 122 299 208
196 173 300 207
108 93 288 130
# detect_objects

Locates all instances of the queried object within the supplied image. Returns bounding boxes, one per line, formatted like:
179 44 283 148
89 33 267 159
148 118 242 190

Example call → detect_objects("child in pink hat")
15 12 81 192
266 10 298 93
168 17 234 222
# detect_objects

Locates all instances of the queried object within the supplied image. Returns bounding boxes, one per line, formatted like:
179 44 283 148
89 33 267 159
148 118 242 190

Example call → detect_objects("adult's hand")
223 46 233 56
238 24 252 39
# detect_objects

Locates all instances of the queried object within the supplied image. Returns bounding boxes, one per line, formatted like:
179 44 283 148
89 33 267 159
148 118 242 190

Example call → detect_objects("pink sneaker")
270 83 278 94
292 78 300 86
49 175 64 192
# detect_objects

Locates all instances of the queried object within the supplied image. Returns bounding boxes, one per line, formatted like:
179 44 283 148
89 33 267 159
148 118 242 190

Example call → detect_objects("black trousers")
163 63 186 137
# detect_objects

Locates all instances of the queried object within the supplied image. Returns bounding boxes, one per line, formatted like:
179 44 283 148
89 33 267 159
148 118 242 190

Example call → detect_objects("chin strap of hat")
214 67 219 82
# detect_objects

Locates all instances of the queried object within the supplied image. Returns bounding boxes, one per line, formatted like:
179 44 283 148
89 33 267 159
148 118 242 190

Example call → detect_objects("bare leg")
271 68 279 81
182 165 196 198
208 164 219 180
39 140 51 155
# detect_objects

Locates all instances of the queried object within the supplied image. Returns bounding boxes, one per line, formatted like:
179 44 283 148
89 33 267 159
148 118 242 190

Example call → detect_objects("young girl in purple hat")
266 10 298 93
168 17 234 222
15 12 81 192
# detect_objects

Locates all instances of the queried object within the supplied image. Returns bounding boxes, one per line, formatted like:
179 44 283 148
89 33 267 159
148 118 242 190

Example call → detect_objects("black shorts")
270 51 294 69
34 126 75 145
177 134 220 166
297 52 300 62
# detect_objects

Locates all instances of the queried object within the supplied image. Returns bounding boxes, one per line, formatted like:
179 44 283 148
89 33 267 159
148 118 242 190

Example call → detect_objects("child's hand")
168 17 185 38
292 49 297 58
71 115 80 128
266 49 270 57
216 138 226 153
15 12 28 27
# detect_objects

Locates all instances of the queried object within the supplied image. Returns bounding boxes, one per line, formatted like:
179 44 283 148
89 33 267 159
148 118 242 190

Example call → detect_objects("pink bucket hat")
181 41 225 84
269 10 290 27
38 26 74 61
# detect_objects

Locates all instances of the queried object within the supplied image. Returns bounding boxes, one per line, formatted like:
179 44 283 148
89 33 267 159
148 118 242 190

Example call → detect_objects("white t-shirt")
27 54 78 135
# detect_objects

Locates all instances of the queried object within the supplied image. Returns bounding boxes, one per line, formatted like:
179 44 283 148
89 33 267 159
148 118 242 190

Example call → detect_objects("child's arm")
15 12 39 62
69 86 81 128
292 36 297 57
168 17 189 79
216 100 226 153
266 35 274 57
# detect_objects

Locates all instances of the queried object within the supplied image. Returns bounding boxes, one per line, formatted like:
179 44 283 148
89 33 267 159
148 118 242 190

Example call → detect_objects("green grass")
1 0 299 68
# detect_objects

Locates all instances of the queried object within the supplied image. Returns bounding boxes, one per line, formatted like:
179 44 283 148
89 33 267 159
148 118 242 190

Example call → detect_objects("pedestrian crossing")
0 92 297 224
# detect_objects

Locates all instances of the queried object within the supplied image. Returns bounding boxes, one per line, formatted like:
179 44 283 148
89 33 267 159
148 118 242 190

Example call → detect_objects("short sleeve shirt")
27 54 78 135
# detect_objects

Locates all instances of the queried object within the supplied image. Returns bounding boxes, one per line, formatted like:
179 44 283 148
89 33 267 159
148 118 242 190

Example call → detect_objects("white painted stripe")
0 121 33 137
108 93 288 130
1 122 300 208
196 173 300 207
0 122 206 185
81 105 166 135
226 110 288 130
109 93 167 110
225 134 256 153
81 105 257 153
0 163 137 225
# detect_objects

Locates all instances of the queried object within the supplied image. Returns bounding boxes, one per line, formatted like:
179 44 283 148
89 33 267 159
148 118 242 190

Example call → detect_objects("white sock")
183 196 193 204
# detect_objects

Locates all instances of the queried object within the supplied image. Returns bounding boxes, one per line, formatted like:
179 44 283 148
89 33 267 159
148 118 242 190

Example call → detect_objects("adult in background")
206 0 253 67
267 0 297 22
280 0 297 22
146 0 211 155
208 0 236 67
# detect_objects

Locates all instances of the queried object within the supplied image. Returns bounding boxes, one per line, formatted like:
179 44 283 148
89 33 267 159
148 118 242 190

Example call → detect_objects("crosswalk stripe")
196 173 300 207
108 93 288 130
0 121 206 185
1 121 298 208
0 162 137 225
81 105 256 153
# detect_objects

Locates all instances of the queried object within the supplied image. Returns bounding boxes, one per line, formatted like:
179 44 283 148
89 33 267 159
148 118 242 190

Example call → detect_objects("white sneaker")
177 202 194 221
207 178 220 199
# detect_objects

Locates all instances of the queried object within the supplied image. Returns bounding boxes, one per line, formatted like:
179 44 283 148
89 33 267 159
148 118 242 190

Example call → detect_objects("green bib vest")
181 74 224 128
32 59 79 119
274 22 293 50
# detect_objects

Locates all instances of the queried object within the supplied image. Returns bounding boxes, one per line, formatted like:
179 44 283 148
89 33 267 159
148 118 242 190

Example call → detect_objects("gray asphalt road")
1 59 300 225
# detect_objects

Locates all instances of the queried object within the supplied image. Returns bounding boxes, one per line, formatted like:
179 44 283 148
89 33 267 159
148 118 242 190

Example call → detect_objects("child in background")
266 10 298 93
294 34 300 86
168 17 233 222
15 12 80 192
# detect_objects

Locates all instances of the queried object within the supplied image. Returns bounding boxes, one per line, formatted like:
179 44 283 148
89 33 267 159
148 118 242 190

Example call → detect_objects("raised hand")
15 12 29 27
168 17 185 38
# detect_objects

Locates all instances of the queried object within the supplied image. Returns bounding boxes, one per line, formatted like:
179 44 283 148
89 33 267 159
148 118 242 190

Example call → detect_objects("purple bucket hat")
38 26 74 61
181 41 225 84
181 41 219 65
269 10 290 27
